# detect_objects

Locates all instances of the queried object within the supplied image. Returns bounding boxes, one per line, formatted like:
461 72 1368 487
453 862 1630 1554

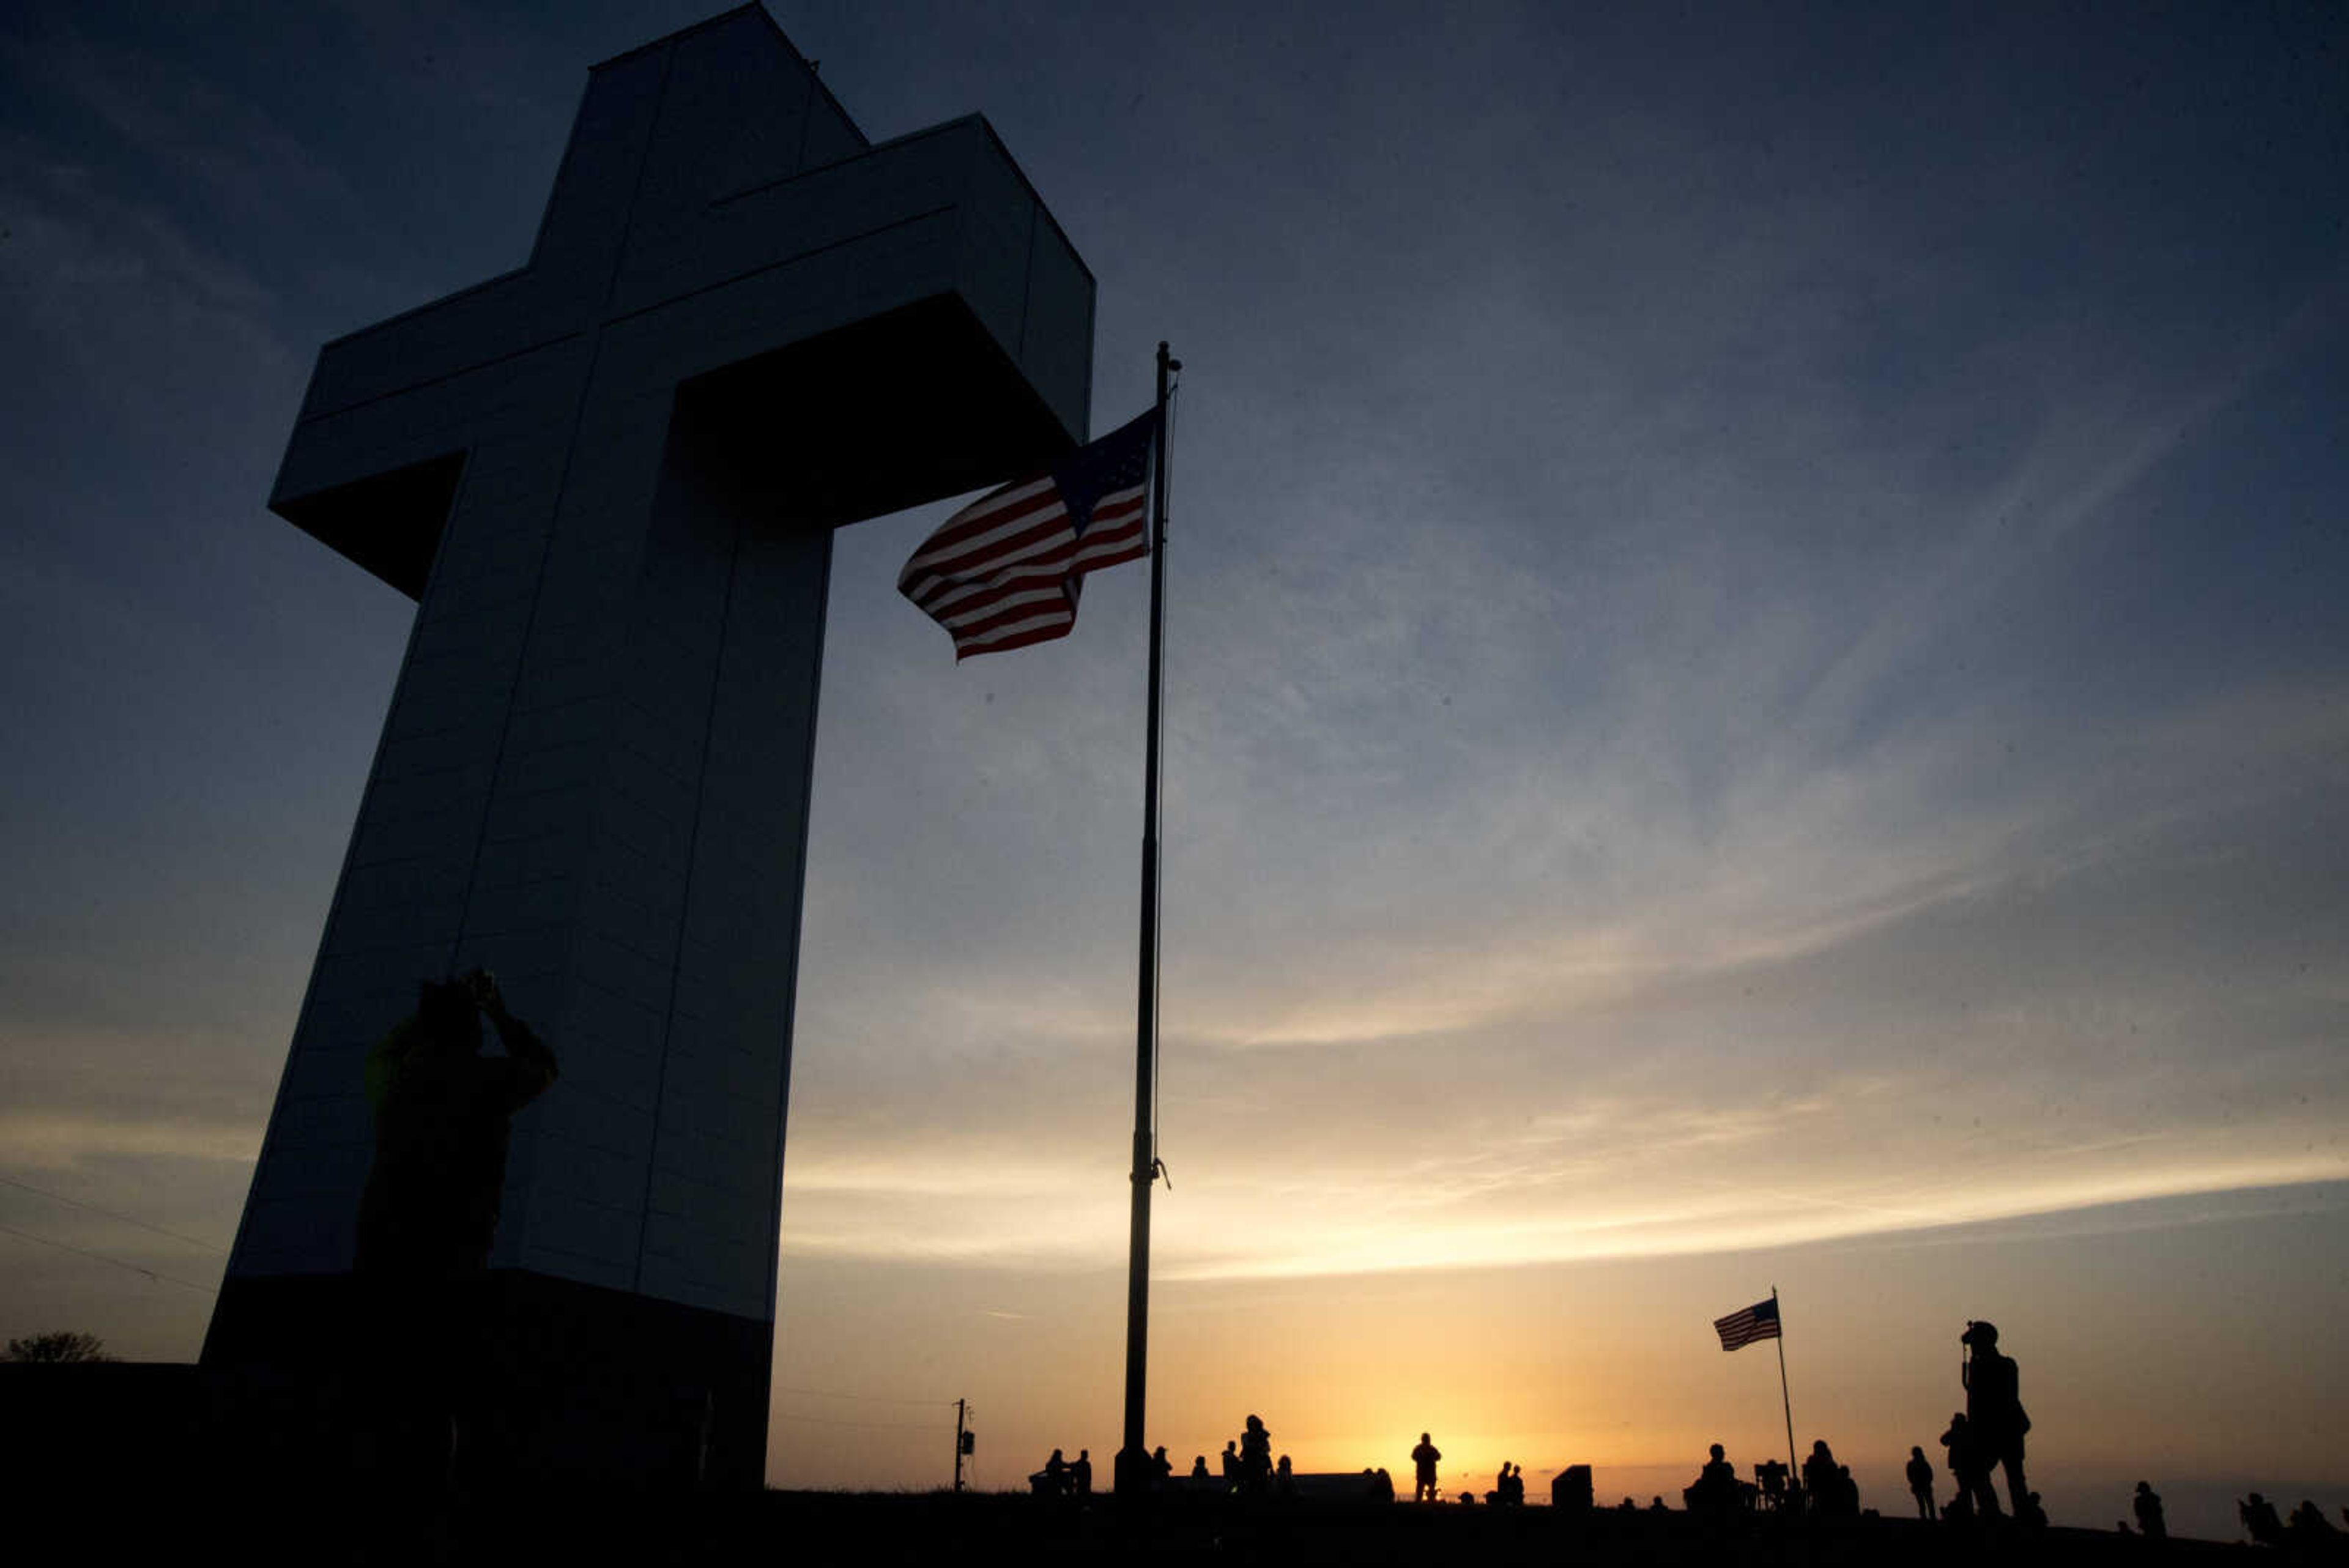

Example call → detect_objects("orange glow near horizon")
768 1182 2349 1540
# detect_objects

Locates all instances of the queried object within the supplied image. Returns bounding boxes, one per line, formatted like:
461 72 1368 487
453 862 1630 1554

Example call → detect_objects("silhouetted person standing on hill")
2286 1500 2337 1545
354 970 555 1491
1240 1416 1272 1495
2240 1492 2284 1545
1961 1321 2031 1520
1908 1446 1937 1520
1687 1444 1738 1516
1412 1432 1442 1503
1072 1447 1092 1496
1802 1440 1839 1516
1220 1440 1240 1492
2133 1481 2165 1540
1941 1410 1991 1518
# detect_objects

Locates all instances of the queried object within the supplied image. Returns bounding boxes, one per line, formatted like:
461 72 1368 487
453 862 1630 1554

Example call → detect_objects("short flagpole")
1116 342 1178 1497
1773 1285 1798 1493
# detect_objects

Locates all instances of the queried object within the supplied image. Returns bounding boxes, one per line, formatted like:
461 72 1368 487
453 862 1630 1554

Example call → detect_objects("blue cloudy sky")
2 0 2343 1537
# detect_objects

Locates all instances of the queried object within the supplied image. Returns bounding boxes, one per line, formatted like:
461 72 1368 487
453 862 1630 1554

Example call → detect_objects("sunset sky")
3 0 2345 1540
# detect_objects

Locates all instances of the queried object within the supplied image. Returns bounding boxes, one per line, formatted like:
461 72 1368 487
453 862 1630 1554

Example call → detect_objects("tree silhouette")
4 1331 114 1363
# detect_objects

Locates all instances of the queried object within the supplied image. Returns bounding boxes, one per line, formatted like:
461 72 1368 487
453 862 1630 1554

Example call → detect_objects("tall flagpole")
1773 1285 1798 1493
1117 341 1178 1497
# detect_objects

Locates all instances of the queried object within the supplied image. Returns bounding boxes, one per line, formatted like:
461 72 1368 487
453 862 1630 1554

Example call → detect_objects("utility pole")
954 1398 970 1493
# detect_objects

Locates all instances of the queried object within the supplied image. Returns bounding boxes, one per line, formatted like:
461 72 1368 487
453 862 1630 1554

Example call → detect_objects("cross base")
204 1270 768 1489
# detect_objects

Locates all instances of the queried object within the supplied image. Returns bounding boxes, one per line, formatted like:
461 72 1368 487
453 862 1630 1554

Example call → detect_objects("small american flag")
1713 1296 1781 1351
897 409 1157 660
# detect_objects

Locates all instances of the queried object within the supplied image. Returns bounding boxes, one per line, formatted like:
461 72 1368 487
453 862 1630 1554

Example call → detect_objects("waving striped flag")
1713 1296 1781 1351
897 409 1157 660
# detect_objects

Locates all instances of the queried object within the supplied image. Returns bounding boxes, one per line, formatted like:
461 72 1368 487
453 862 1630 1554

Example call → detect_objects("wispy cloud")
0 1111 259 1170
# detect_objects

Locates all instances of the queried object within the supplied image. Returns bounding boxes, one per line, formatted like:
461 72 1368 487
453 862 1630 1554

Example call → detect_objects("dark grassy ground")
449 1490 2258 1568
0 1367 2276 1564
2 1470 2276 1564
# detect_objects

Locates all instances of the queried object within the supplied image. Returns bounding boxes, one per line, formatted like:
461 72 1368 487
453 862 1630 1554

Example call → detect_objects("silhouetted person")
1072 1447 1091 1496
1239 1415 1273 1494
2240 1493 2284 1545
2133 1481 2165 1541
1031 1447 1068 1496
1802 1440 1838 1517
1499 1462 1524 1507
1152 1445 1173 1489
1685 1443 1738 1516
1907 1446 1937 1520
1942 1410 1993 1519
357 972 557 1275
354 971 555 1489
1374 1466 1395 1503
1220 1439 1241 1492
1412 1432 1442 1503
1275 1454 1296 1498
2287 1501 2337 1545
1190 1455 1210 1485
1961 1321 2030 1518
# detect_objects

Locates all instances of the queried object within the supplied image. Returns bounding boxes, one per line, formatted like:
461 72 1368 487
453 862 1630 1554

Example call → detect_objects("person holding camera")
352 970 557 1495
1961 1320 2032 1522
356 970 558 1277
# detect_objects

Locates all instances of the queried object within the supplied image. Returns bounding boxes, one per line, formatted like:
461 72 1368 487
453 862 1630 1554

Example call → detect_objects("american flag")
1713 1296 1781 1351
897 409 1157 660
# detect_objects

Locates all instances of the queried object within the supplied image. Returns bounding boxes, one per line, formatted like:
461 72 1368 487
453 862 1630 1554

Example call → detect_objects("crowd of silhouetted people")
1025 1446 1094 1497
2229 1493 2348 1551
1019 1318 2345 1547
1034 1416 1313 1500
1028 1421 1477 1507
1669 1318 2041 1529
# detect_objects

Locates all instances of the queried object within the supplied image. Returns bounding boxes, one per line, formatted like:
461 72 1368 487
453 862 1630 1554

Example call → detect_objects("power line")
0 1221 219 1295
773 1411 952 1432
0 1174 226 1255
771 1383 956 1406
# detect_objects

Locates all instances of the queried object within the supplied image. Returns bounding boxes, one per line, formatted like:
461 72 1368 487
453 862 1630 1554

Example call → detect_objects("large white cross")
204 5 1094 1487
